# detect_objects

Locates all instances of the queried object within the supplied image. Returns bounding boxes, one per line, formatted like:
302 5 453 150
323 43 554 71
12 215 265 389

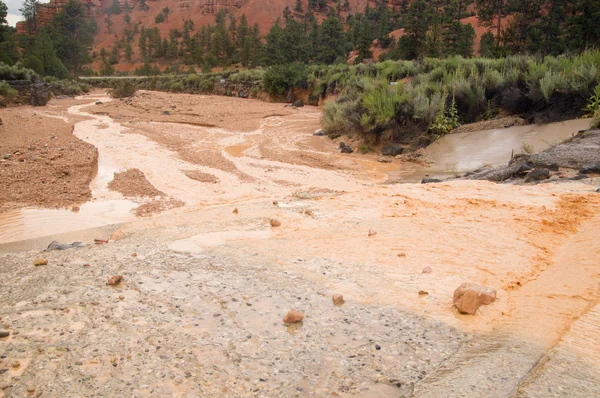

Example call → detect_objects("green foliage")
0 62 39 81
22 55 44 75
359 144 374 154
155 13 165 24
0 80 18 103
170 82 183 92
583 82 600 118
109 80 137 98
262 63 307 96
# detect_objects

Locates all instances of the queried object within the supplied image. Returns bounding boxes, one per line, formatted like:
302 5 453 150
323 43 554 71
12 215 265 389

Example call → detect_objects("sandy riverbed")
1 91 599 397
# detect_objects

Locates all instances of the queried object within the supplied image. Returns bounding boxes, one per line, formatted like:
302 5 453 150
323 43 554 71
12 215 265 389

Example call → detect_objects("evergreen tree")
162 7 170 22
103 13 113 34
476 0 509 46
30 27 69 77
139 0 148 11
124 41 132 61
107 0 121 15
567 0 600 51
401 0 433 59
0 0 18 64
318 14 346 64
50 0 97 76
479 31 496 57
356 17 373 62
19 0 39 34
295 0 303 13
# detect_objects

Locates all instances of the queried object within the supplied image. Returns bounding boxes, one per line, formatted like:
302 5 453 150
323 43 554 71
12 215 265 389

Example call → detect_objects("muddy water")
388 118 591 183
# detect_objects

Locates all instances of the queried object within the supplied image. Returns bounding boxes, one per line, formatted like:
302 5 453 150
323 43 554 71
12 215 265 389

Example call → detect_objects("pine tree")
0 0 19 65
162 7 170 22
318 14 346 64
476 0 509 46
50 0 97 76
295 0 303 13
103 13 113 34
139 0 148 11
401 0 433 59
31 27 68 77
356 17 373 62
537 0 566 56
124 41 132 61
567 0 600 51
19 0 39 34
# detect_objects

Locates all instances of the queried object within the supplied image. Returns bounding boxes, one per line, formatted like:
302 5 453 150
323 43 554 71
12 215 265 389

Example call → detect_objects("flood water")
387 118 591 183
0 96 591 245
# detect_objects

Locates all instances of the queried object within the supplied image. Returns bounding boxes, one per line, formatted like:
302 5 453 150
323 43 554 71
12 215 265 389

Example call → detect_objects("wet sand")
1 91 600 397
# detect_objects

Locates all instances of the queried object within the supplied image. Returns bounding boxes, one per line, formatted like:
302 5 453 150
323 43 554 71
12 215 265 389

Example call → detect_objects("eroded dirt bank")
0 100 98 212
1 91 600 397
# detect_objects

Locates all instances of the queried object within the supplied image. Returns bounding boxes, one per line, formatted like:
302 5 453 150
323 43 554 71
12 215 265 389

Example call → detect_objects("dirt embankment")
0 105 98 212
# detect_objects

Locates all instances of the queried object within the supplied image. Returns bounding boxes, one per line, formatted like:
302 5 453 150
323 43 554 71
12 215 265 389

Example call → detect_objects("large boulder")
453 283 497 315
382 143 404 157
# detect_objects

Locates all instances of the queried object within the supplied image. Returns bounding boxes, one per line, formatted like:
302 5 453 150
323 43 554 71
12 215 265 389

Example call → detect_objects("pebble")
273 201 279 206
422 266 432 274
419 290 429 296
270 218 281 227
119 295 125 300
368 229 377 236
34 258 48 266
131 253 137 257
107 275 123 286
375 345 381 350
12 361 20 368
0 331 10 337
232 208 238 214
283 309 304 324
332 294 345 305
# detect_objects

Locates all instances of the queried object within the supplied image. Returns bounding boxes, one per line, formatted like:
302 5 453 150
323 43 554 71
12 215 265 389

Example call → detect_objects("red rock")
94 238 108 244
270 218 281 227
453 283 497 315
418 290 429 296
422 266 432 274
332 294 345 305
283 309 304 324
34 259 48 266
232 208 238 214
107 275 123 286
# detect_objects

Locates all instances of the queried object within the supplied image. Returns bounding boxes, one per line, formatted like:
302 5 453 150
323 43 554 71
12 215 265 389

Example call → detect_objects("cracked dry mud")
1 91 600 397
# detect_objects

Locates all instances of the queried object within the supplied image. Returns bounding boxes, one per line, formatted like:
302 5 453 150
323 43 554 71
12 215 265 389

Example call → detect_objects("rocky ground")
0 100 98 212
1 91 600 397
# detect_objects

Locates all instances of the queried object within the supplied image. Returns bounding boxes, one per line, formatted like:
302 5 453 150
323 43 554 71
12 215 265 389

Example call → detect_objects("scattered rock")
377 157 392 163
283 309 304 324
332 294 345 305
340 145 353 154
580 162 600 174
516 162 533 175
453 282 497 315
27 388 35 394
421 178 443 184
107 275 123 286
94 238 108 245
0 117 2 125
313 130 326 136
382 143 404 157
95 101 103 105
270 218 281 227
162 111 171 115
119 295 125 300
368 229 377 236
292 100 304 108
0 331 10 338
422 266 432 274
45 241 86 251
524 168 550 183
83 263 90 267
131 253 137 257
397 253 406 258
418 290 429 296
12 361 20 368
33 258 48 266
238 91 249 99
375 344 381 350
232 208 238 214
273 201 279 206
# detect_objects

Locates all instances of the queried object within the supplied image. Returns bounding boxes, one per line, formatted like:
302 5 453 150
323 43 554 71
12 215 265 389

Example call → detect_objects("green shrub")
0 62 39 81
109 80 137 98
263 63 307 96
22 56 44 76
0 81 19 103
170 82 184 92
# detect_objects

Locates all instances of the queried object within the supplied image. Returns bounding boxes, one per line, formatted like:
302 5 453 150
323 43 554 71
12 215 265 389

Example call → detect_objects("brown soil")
0 105 97 212
85 91 295 132
135 198 185 217
108 168 165 198
183 170 219 184
452 116 527 134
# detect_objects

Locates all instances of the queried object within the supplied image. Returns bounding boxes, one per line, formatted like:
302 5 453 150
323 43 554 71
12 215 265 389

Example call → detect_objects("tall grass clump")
109 80 137 98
